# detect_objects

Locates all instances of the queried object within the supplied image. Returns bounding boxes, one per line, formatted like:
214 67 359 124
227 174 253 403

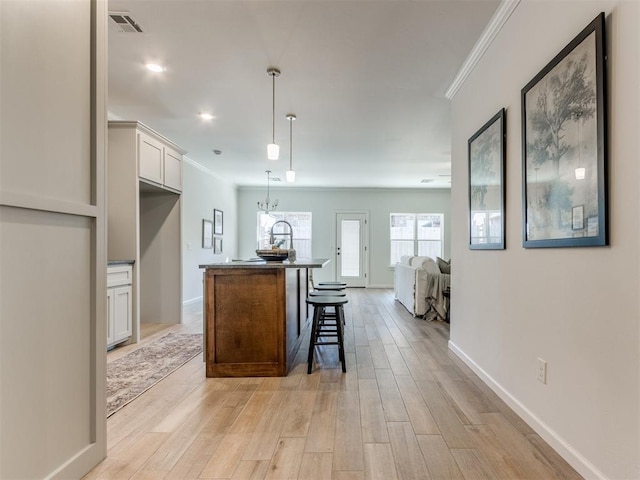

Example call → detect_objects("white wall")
181 159 238 304
450 2 639 479
237 187 451 287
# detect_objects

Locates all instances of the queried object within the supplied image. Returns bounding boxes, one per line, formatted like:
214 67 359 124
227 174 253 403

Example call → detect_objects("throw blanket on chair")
424 273 450 322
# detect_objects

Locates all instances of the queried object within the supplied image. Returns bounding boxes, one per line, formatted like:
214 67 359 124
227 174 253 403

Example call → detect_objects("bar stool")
318 281 347 288
308 290 346 325
306 296 348 374
314 283 346 291
309 269 347 291
308 290 346 297
308 272 346 323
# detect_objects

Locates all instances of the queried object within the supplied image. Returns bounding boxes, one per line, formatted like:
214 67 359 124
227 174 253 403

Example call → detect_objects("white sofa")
394 255 450 320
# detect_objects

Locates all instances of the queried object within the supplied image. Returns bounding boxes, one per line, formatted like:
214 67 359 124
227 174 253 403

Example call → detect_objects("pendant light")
286 113 296 182
257 170 279 214
267 67 281 160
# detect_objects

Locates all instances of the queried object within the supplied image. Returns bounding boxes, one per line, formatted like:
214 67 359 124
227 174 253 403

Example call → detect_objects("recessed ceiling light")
199 112 215 121
146 63 165 73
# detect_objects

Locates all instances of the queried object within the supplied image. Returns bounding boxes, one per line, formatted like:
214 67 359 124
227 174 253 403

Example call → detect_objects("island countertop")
199 258 329 269
108 259 135 266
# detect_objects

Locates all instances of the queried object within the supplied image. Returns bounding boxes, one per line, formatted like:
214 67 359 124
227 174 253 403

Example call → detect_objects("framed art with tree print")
469 108 506 250
521 13 607 248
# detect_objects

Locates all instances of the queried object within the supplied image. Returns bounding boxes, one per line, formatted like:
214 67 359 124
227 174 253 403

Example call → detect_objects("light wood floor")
85 288 582 480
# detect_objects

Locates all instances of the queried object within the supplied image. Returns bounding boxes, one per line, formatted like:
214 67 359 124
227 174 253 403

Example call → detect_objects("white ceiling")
107 0 500 188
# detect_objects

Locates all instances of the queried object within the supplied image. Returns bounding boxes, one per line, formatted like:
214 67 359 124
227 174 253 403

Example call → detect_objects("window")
257 212 312 260
390 213 443 264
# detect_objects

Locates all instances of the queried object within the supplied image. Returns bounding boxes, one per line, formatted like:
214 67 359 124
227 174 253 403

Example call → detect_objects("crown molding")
445 0 521 100
238 185 451 194
183 157 237 186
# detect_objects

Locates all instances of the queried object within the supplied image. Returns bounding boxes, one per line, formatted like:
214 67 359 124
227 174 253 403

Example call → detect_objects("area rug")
107 332 203 417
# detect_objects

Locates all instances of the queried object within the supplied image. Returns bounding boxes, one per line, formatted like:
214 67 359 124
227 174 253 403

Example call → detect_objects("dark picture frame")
214 209 223 235
213 236 223 254
468 108 506 250
202 219 213 249
521 13 607 248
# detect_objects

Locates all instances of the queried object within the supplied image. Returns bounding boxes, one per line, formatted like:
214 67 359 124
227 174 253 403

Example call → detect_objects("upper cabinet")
110 121 185 193
138 132 164 185
163 146 183 191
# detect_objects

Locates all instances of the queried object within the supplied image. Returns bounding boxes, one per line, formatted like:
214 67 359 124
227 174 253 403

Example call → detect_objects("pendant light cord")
272 73 276 143
289 118 293 171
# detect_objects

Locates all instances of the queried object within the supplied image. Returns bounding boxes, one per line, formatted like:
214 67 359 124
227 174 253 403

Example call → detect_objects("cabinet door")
113 285 132 343
138 132 163 184
163 147 182 191
107 288 115 347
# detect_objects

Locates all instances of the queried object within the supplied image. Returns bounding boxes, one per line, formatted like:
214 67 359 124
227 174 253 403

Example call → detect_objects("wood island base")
200 259 329 377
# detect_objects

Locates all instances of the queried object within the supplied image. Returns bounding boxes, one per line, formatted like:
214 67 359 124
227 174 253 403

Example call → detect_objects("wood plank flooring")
85 289 582 480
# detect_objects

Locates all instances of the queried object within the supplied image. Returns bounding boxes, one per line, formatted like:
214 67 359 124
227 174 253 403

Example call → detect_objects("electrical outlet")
537 358 547 384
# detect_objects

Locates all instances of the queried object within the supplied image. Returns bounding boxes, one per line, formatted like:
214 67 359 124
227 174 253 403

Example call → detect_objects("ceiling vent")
109 12 144 33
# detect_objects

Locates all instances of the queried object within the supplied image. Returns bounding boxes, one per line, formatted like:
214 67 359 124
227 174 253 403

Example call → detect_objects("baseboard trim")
183 296 202 307
448 341 608 480
366 284 394 289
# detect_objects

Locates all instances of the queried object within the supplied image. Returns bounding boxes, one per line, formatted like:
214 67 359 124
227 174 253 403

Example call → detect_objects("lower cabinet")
202 266 311 377
107 264 133 348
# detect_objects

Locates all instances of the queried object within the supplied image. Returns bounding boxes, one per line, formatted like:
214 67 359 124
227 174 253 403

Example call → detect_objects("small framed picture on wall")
202 219 213 249
214 209 223 235
214 236 223 254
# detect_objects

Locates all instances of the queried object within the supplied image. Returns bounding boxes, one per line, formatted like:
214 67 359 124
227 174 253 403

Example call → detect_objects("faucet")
269 220 294 250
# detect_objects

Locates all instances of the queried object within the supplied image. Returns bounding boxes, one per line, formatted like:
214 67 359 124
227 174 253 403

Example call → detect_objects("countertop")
199 258 329 269
108 259 135 266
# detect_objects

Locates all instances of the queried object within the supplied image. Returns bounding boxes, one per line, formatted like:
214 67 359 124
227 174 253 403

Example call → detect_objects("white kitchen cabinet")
107 264 133 348
112 286 132 343
106 288 114 347
138 132 164 185
110 121 185 193
108 121 184 340
163 146 183 191
137 126 183 192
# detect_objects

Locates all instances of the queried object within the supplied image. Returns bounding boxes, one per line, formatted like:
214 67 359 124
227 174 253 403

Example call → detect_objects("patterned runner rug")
107 332 203 417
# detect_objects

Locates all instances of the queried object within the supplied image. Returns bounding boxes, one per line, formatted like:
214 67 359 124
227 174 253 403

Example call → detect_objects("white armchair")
394 255 450 320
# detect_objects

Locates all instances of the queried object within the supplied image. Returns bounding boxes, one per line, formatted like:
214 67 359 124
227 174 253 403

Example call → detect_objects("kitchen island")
199 259 329 377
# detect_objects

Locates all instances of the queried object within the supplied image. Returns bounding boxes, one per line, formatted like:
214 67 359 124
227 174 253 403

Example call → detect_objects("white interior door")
336 212 368 287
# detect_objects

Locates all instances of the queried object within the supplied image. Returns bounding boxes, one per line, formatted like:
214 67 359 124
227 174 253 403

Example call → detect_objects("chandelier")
257 170 279 214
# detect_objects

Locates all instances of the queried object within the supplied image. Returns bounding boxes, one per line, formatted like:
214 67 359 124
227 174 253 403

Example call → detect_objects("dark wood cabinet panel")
203 264 320 377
